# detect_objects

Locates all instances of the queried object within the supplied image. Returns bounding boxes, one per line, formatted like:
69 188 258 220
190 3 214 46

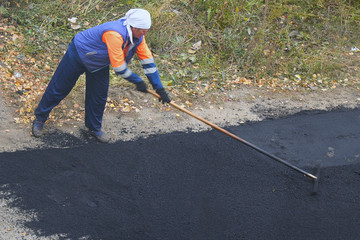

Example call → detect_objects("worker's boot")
32 120 45 138
89 130 109 143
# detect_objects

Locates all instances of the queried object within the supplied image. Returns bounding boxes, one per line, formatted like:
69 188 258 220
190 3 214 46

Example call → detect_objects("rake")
148 90 320 192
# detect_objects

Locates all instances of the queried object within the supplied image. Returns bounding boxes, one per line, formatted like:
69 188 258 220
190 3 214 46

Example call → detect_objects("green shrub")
3 0 360 90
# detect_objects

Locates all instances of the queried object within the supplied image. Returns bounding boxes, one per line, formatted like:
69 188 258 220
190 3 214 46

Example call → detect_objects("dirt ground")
0 85 359 152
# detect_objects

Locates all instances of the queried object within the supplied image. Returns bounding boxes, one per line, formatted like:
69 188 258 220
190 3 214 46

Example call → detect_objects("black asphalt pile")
0 108 359 240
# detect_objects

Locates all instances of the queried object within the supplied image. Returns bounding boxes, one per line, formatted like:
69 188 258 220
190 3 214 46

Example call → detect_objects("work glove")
156 88 171 104
135 81 148 93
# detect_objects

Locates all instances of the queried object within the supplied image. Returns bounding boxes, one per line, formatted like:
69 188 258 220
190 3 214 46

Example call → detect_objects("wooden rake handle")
147 89 317 180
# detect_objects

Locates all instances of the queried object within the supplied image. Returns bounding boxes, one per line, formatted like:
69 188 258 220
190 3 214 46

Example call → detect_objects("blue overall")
35 19 163 133
34 40 109 133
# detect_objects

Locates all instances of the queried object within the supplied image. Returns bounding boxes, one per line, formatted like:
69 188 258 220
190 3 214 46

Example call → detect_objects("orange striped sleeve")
102 30 126 68
136 37 153 60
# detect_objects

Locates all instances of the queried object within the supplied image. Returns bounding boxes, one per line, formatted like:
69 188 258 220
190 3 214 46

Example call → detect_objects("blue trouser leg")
84 66 109 133
35 41 86 122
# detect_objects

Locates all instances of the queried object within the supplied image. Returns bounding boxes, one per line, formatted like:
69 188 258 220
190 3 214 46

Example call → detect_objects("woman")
32 9 171 143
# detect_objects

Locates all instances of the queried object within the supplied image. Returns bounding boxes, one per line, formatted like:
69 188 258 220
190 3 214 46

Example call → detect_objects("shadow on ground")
0 109 359 239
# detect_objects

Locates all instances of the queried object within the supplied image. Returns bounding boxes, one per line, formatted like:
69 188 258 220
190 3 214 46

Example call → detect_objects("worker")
32 8 171 143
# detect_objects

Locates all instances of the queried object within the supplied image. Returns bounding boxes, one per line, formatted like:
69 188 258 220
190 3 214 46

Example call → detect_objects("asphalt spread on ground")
0 108 359 240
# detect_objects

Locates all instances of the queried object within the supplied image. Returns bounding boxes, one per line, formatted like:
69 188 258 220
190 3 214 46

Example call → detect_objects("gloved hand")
156 88 171 104
135 81 148 93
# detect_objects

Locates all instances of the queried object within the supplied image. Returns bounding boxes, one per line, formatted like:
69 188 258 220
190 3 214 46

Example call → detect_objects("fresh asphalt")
0 108 359 239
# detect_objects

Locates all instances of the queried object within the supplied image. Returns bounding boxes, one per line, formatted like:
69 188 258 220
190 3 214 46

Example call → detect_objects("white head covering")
121 9 151 44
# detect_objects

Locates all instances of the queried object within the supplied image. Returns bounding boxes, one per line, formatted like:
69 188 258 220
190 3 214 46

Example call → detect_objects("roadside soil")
0 85 359 152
